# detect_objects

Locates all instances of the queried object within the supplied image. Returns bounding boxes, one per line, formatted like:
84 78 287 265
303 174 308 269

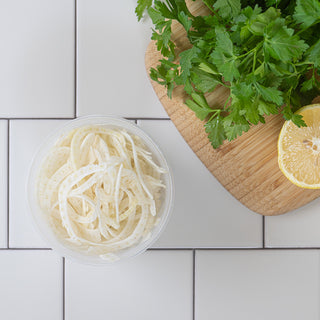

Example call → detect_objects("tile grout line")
0 117 170 121
1 247 320 251
149 247 320 250
318 253 320 320
125 117 170 121
63 257 65 320
0 118 76 120
193 249 196 320
148 248 194 251
0 248 52 250
74 0 77 118
0 247 320 253
6 120 9 249
262 216 265 248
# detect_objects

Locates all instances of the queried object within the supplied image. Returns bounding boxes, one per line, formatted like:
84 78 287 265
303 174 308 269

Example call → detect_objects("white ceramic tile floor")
66 251 193 320
196 250 320 320
138 120 263 248
77 0 167 118
0 0 74 118
0 121 7 247
265 198 320 247
9 120 68 248
1 1 320 320
0 250 62 320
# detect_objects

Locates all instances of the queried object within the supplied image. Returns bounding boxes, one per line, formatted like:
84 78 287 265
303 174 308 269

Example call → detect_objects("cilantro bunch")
136 0 320 148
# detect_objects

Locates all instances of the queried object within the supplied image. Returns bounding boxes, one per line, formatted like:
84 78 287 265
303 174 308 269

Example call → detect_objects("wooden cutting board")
144 0 320 216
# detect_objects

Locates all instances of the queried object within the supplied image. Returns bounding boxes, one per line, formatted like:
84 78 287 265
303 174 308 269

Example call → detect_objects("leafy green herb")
136 0 320 148
205 114 226 148
213 0 241 19
294 0 320 29
135 0 153 21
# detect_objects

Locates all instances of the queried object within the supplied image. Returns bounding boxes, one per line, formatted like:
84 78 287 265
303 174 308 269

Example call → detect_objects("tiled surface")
1 1 320 320
0 0 74 118
265 198 320 247
9 120 67 248
66 251 193 320
138 120 263 248
0 250 62 320
77 0 167 118
0 121 7 247
196 250 320 320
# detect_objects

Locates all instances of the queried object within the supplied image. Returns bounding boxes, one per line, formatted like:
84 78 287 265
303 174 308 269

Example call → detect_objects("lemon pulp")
278 104 320 189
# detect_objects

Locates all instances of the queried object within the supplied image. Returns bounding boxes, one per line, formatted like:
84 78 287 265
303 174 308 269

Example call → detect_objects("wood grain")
144 0 320 215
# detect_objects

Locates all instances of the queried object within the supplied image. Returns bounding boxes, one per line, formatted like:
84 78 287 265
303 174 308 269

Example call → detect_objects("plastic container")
27 115 174 264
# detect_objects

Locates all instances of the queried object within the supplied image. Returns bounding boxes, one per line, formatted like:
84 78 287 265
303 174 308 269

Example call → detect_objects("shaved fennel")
37 125 166 260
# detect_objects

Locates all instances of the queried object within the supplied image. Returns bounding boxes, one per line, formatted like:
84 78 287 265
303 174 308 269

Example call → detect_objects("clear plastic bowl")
27 115 174 264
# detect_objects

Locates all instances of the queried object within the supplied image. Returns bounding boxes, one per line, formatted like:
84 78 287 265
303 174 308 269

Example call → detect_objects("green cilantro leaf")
264 22 309 62
154 0 177 20
229 84 261 124
185 93 213 120
151 26 175 58
191 92 209 108
291 114 307 127
147 5 176 59
217 58 240 82
178 11 192 31
231 82 254 100
150 59 179 98
148 7 166 28
198 62 219 75
210 27 240 81
224 122 251 141
257 100 278 116
301 78 314 92
294 0 320 29
282 105 306 127
307 39 320 67
214 26 234 55
205 114 226 148
254 83 284 105
213 0 241 19
248 7 280 36
178 46 200 82
135 0 153 21
244 102 260 125
223 101 251 140
191 68 220 92
281 104 293 120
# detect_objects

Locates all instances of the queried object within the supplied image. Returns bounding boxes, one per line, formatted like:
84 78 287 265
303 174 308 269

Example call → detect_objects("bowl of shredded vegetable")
27 115 174 264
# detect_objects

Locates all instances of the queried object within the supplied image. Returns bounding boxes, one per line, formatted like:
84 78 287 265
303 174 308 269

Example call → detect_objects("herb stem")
236 46 257 60
296 20 320 36
252 50 257 72
223 95 232 110
208 109 221 122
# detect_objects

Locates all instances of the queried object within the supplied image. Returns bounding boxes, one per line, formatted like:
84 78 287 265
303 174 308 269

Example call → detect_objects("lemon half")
278 104 320 189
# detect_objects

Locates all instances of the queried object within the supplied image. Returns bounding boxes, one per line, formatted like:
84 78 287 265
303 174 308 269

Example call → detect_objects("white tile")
10 120 68 247
196 250 319 320
77 0 167 118
138 120 262 248
0 0 74 117
66 250 192 320
0 121 7 247
0 250 62 320
265 198 320 247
